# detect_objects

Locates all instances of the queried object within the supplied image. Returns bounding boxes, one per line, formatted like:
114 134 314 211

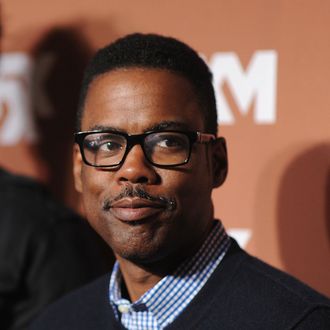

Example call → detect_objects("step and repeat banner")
1 0 329 295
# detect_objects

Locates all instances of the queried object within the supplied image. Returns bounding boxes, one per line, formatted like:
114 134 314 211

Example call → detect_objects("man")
30 33 330 329
0 167 112 329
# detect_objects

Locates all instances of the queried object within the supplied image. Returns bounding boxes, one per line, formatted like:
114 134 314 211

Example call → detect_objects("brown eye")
98 140 123 153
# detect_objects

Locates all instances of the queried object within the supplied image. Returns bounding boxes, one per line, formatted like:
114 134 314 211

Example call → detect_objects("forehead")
81 68 205 133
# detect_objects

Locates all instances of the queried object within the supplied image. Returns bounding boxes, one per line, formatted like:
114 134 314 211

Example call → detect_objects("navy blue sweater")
30 240 330 329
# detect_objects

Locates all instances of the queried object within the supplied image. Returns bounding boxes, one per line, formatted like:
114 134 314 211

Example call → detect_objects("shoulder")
0 168 74 228
0 168 48 200
190 239 330 329
0 168 104 258
234 240 330 325
238 247 329 306
29 274 119 330
237 250 330 328
0 168 103 245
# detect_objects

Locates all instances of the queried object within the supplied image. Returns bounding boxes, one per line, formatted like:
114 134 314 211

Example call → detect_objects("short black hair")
77 33 218 134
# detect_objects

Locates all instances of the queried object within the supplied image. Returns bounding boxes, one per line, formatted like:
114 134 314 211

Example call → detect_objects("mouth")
109 197 166 222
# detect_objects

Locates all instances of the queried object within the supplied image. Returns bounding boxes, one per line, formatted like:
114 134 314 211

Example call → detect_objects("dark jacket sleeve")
0 169 114 329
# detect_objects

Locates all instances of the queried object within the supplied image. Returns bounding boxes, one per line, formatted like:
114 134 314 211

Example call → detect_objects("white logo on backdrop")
227 228 252 248
0 53 55 146
0 51 278 146
0 53 36 145
209 50 278 125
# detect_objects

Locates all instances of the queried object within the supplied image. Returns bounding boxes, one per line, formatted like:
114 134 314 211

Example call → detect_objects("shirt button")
118 304 130 313
133 303 147 312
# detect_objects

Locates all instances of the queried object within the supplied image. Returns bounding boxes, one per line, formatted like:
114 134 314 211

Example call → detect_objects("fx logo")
208 50 278 125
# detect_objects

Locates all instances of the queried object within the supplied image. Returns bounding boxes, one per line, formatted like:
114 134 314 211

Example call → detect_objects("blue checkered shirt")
109 220 231 330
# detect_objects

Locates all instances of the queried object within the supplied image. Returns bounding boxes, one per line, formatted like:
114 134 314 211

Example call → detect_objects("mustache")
102 185 176 211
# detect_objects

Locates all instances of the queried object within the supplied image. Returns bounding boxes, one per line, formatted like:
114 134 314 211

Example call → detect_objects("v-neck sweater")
30 239 330 330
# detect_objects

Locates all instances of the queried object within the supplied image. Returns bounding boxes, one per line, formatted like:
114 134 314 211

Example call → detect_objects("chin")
114 247 163 265
111 236 175 265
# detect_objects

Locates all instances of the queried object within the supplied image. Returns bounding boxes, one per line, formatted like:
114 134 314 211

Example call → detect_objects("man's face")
73 68 227 265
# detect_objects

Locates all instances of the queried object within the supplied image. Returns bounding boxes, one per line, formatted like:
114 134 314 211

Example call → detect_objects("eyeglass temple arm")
197 132 216 143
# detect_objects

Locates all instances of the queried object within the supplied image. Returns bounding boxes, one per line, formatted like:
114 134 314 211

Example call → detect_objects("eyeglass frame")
74 129 216 168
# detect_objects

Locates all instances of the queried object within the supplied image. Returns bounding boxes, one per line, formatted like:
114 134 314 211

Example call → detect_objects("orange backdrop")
1 0 329 295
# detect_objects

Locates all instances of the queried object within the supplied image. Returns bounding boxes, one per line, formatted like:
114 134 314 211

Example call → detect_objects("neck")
115 256 170 302
115 219 215 302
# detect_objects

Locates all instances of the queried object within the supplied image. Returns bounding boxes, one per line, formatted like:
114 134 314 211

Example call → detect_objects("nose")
116 144 159 184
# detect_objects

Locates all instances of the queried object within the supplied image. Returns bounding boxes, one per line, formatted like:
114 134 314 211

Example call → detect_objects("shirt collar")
109 220 231 327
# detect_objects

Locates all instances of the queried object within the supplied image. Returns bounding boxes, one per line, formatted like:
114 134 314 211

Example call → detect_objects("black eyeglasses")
74 129 216 168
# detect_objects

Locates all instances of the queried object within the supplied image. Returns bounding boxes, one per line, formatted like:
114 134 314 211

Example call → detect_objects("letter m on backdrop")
209 51 278 125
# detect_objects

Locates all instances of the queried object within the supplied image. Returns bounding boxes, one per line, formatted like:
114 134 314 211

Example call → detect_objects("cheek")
161 165 212 209
80 168 110 217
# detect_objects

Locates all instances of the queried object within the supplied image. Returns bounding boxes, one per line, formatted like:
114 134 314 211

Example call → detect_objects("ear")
73 144 83 193
211 137 228 188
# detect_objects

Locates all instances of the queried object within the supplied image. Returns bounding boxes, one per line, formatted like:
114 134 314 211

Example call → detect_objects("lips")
109 197 166 222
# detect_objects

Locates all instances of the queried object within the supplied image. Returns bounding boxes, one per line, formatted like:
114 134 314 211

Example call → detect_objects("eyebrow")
87 121 191 134
145 121 190 132
88 124 124 133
